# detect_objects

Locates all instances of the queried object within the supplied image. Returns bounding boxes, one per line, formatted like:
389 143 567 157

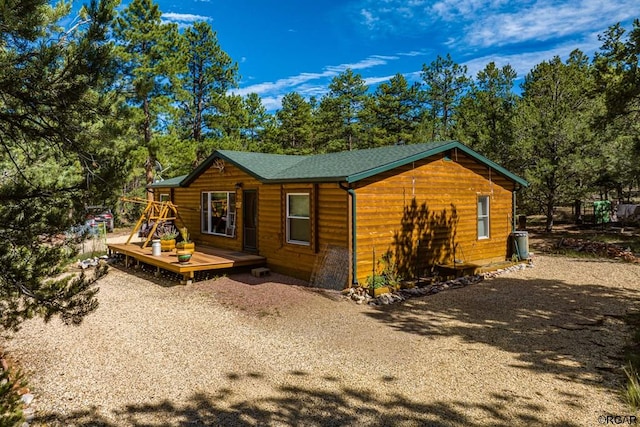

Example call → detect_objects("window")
159 193 170 203
286 193 310 245
202 192 236 237
477 195 490 239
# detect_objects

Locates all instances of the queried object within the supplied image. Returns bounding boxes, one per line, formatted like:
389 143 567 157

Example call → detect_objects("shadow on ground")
366 264 640 388
35 370 577 427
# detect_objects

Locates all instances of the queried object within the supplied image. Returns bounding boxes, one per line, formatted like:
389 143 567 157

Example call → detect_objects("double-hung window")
286 193 310 245
477 195 490 239
202 192 236 237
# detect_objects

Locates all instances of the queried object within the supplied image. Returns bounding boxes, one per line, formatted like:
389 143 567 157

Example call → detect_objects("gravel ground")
4 255 640 426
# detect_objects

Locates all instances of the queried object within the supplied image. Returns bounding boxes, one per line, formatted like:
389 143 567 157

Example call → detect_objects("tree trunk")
574 199 582 224
143 97 155 201
545 201 554 232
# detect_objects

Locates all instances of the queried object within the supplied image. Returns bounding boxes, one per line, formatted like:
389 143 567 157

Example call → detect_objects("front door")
243 190 258 251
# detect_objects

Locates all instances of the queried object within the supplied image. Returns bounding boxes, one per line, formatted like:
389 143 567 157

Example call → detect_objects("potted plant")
158 225 178 252
176 227 195 254
366 251 402 297
366 274 390 297
177 252 192 264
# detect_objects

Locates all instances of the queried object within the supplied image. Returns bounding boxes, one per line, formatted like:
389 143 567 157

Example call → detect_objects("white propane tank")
152 239 161 256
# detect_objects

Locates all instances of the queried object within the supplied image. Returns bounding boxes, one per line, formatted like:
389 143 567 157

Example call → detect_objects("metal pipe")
512 188 517 232
339 183 359 286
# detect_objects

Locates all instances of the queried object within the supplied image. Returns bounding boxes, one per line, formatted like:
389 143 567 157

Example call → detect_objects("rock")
23 407 35 422
21 393 34 406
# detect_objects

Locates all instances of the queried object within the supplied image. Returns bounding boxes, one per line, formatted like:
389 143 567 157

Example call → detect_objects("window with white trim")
286 193 310 245
202 192 236 237
159 193 170 202
477 195 490 239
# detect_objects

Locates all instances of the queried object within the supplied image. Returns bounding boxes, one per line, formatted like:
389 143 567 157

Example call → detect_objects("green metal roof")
148 174 188 188
180 141 529 187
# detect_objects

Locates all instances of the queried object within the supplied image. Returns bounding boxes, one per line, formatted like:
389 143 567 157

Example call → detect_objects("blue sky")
153 1 636 111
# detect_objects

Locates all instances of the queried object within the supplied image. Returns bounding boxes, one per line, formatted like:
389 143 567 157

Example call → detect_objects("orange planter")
160 239 176 252
176 242 195 254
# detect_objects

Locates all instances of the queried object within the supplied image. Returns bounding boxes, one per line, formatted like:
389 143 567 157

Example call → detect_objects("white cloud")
234 54 399 99
463 0 638 48
360 9 379 30
461 37 598 80
162 12 211 23
260 95 285 112
363 75 395 86
354 0 638 50
398 50 427 57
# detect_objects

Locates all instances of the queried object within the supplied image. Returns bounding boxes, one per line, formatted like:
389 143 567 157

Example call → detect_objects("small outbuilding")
150 141 528 287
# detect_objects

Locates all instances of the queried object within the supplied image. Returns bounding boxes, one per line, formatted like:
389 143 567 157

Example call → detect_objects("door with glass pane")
243 190 257 251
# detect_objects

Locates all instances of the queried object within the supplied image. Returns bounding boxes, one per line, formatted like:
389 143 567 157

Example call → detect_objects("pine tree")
455 62 518 169
514 51 597 231
593 19 640 195
276 92 315 153
0 0 120 330
174 21 239 163
112 0 180 195
315 69 368 152
361 73 424 147
421 54 470 140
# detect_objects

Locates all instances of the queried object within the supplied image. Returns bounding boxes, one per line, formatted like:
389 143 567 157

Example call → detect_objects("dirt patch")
188 272 315 318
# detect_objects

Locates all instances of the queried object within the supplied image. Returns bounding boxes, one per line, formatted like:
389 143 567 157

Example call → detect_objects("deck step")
251 267 270 277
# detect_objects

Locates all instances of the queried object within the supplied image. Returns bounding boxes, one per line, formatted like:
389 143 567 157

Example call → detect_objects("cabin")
149 141 528 287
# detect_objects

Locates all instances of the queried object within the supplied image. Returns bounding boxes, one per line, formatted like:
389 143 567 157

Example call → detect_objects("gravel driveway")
4 255 640 426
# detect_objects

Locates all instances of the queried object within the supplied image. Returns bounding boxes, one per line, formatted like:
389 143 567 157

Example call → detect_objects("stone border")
344 261 534 306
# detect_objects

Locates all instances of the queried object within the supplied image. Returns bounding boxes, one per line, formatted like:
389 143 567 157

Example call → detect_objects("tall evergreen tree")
205 94 247 146
594 20 640 122
421 54 471 140
112 0 180 196
175 21 238 163
361 73 423 147
515 51 597 231
315 69 368 152
276 92 314 153
243 93 270 147
0 0 120 330
593 19 640 193
455 62 518 169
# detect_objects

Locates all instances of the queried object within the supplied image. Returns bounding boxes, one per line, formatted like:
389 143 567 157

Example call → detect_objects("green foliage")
593 19 640 197
514 50 598 231
174 21 239 160
361 73 424 147
0 360 26 426
276 92 315 153
623 363 640 411
158 224 178 240
0 0 120 331
422 54 471 141
113 0 182 185
365 274 387 290
455 62 519 170
366 250 402 291
315 69 368 152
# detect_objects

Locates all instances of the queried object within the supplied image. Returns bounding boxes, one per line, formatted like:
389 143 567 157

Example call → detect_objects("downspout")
512 185 520 232
339 182 359 286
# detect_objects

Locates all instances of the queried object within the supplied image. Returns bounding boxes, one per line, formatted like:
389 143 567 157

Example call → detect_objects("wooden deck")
107 243 266 284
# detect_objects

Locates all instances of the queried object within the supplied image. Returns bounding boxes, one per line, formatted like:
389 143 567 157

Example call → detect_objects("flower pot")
176 241 195 254
177 251 192 264
160 239 176 252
